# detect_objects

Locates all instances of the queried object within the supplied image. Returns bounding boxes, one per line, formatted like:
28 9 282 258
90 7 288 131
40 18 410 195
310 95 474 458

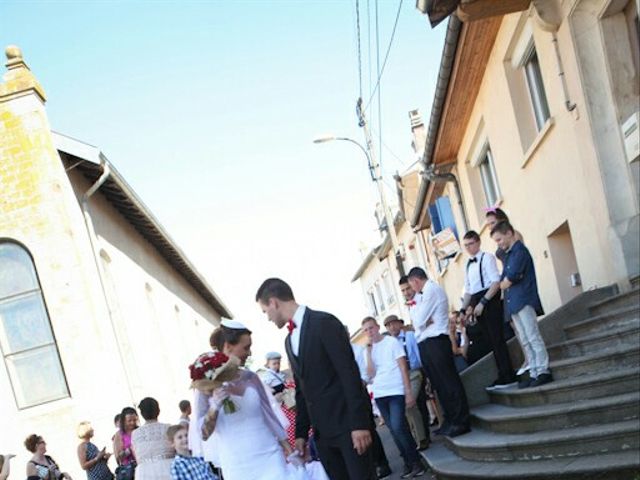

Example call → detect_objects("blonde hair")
77 421 93 439
166 424 187 442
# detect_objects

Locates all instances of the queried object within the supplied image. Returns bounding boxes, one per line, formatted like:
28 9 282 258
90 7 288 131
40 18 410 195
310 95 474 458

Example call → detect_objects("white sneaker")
516 362 530 376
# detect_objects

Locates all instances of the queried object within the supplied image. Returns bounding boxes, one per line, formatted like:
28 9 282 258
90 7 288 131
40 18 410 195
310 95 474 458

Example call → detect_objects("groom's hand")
294 438 307 458
351 430 372 455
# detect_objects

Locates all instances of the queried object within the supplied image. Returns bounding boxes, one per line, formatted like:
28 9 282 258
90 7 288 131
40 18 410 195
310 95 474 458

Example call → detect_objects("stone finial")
6 45 29 71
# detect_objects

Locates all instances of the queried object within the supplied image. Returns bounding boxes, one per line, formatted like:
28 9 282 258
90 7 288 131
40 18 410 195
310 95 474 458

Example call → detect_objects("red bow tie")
287 319 297 334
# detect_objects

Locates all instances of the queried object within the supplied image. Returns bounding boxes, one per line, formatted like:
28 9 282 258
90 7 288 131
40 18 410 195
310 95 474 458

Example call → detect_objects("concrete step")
488 367 640 407
564 305 639 340
589 288 640 317
550 344 639 380
445 419 640 462
547 323 640 361
421 441 640 480
472 392 640 433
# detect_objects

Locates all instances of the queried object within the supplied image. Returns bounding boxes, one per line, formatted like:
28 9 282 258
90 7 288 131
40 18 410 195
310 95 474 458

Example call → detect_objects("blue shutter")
435 196 458 239
428 204 442 233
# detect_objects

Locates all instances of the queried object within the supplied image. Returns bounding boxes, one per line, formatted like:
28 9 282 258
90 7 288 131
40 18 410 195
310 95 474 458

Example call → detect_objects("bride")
197 320 311 480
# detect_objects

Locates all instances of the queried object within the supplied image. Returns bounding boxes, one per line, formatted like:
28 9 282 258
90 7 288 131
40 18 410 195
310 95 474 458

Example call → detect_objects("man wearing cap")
260 351 287 394
383 315 430 450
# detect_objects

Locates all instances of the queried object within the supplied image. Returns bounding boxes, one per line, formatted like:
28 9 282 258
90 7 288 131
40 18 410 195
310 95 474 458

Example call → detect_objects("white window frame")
0 241 69 409
477 144 502 208
522 42 551 131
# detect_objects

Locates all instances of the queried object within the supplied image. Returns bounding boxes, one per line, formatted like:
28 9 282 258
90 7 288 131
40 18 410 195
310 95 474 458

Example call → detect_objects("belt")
138 454 173 464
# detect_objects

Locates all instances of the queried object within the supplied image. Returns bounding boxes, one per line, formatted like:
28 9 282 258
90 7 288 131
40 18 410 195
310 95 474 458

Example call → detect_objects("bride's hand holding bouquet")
189 351 241 414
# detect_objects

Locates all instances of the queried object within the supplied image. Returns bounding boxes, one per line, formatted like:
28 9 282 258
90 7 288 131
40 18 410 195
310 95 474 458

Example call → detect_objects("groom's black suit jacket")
285 307 372 440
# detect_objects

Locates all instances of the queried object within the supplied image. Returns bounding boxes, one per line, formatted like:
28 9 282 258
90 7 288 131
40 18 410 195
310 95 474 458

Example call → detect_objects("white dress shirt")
464 251 501 295
290 304 306 356
411 280 450 343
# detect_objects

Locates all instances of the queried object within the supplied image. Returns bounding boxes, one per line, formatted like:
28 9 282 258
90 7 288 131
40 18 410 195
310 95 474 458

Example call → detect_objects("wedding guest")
113 407 138 477
24 434 73 480
349 327 392 479
408 267 471 438
178 401 191 431
256 278 376 480
167 425 218 480
449 311 468 372
131 397 174 480
383 315 431 451
259 351 287 395
0 453 15 480
362 317 425 478
485 208 524 263
460 230 516 388
491 221 552 389
76 421 113 480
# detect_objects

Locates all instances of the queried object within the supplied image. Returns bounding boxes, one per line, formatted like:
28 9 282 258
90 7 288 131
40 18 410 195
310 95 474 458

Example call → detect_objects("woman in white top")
131 397 174 480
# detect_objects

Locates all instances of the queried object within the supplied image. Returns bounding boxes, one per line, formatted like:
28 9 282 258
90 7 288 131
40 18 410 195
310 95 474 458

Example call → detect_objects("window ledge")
522 117 554 168
16 395 74 416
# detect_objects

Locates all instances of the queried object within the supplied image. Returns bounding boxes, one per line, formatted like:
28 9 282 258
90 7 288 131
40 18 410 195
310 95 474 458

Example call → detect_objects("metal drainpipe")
80 157 136 404
426 170 470 233
551 31 577 113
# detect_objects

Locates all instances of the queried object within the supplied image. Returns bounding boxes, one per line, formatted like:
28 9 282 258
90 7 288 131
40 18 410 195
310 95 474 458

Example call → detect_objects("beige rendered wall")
431 9 623 314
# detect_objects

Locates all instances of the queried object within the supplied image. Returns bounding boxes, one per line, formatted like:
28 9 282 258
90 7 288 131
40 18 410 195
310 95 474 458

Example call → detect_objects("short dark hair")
210 325 252 351
114 414 121 425
407 267 428 280
490 221 514 236
361 316 378 326
384 314 404 326
166 424 187 442
399 275 409 285
463 230 480 242
138 397 160 421
486 207 509 222
178 400 190 413
24 434 42 453
255 278 295 303
119 407 137 432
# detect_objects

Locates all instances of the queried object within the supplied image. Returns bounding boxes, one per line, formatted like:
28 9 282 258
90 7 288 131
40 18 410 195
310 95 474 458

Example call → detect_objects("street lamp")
312 134 404 276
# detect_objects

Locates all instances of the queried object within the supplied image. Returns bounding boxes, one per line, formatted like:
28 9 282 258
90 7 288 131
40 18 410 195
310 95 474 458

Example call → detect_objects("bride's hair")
210 325 252 351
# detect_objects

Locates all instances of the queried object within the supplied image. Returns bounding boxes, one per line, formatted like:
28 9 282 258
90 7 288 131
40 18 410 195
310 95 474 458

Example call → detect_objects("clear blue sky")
1 1 446 362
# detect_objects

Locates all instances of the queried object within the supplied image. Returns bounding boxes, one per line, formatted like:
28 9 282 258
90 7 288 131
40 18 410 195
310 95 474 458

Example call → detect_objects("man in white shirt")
460 231 516 388
407 267 470 438
362 317 425 479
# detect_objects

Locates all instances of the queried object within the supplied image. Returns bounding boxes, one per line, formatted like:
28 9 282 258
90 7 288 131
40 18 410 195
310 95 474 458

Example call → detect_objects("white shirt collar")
292 304 306 327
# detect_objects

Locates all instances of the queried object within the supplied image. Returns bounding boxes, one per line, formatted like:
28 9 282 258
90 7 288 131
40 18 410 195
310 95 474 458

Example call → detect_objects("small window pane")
6 345 69 408
0 243 38 298
0 293 54 353
524 49 550 131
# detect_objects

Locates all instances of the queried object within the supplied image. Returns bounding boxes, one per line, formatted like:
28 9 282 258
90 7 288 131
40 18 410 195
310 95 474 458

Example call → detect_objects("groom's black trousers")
315 430 376 480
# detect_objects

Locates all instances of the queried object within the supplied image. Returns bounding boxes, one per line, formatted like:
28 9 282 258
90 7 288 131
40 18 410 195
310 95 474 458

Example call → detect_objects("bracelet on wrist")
480 297 489 306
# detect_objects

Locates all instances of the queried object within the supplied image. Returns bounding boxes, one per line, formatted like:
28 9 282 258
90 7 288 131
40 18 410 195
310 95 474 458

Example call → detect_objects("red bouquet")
189 351 240 414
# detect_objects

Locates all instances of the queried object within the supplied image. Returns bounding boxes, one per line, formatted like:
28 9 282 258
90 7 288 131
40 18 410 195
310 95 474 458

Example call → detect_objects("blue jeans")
375 395 419 466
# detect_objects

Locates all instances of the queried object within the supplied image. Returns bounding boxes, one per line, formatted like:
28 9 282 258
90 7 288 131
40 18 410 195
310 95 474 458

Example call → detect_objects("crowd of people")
1 209 552 480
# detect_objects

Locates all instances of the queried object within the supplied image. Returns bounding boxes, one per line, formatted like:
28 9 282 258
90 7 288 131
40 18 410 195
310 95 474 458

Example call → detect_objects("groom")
256 278 376 480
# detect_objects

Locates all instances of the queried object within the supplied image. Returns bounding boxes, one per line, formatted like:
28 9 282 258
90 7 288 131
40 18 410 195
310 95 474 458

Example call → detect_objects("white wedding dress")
206 370 326 480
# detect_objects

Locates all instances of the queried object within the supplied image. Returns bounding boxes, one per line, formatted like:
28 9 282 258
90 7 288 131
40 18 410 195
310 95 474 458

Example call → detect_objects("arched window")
0 241 69 408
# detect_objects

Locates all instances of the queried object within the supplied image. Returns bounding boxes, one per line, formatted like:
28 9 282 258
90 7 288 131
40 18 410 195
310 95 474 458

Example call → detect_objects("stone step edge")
472 391 640 424
588 287 640 312
421 442 640 479
550 343 639 368
547 323 639 350
564 305 640 334
488 366 639 399
447 418 639 451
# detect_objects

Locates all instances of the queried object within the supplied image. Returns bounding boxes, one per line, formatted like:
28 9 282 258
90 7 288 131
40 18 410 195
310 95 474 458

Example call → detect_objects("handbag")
115 461 136 480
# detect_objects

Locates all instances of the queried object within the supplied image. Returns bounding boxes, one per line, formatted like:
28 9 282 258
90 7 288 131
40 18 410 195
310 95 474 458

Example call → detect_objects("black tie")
468 257 477 264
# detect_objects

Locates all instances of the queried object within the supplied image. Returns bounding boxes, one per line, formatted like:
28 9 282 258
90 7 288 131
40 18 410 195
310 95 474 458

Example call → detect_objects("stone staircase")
422 287 640 479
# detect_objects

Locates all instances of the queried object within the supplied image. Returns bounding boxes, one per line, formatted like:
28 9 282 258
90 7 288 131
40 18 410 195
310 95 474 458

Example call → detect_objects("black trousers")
371 428 389 469
472 292 514 382
315 430 376 480
418 335 470 428
416 374 431 441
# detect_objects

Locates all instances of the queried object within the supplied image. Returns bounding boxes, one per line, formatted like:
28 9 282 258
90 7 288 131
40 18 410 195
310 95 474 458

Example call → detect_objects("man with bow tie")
460 230 516 389
256 278 375 480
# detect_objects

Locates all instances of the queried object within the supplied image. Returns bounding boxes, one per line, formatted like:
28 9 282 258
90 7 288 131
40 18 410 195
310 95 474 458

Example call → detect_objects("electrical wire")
363 0 404 112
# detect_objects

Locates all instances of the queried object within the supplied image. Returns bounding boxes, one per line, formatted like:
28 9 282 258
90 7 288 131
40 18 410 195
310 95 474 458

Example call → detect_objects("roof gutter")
411 14 463 228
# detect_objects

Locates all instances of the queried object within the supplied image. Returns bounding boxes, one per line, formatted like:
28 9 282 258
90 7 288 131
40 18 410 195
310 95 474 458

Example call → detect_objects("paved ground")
376 424 438 480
